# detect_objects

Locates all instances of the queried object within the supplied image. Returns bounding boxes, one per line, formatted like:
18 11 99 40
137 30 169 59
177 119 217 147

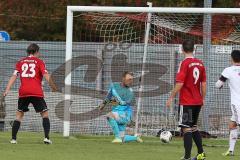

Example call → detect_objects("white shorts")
230 104 240 124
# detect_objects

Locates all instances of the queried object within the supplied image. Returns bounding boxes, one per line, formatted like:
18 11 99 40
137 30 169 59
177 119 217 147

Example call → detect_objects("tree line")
0 0 237 41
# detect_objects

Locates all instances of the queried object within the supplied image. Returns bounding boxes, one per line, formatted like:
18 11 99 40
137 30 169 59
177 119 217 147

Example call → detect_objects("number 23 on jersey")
21 63 36 78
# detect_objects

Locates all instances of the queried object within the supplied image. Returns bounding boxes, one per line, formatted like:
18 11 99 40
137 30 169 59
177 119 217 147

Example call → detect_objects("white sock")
229 128 238 152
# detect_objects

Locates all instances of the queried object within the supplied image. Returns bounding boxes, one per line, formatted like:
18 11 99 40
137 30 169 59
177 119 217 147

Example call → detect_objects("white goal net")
60 7 240 137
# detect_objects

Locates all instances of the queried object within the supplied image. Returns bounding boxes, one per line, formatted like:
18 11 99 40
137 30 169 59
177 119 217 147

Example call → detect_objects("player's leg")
179 105 193 160
106 112 122 143
31 97 51 144
191 106 206 160
11 111 24 143
192 127 206 160
118 123 140 143
118 112 142 143
120 125 136 142
40 111 51 144
223 104 239 156
11 97 29 143
181 127 193 160
123 134 143 143
222 121 238 156
192 126 203 153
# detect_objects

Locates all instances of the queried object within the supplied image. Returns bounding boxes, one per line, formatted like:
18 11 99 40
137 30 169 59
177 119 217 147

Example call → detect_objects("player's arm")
215 68 229 89
3 64 19 97
103 83 126 105
103 88 113 103
98 87 114 110
201 66 207 105
215 75 227 89
166 61 186 107
166 83 184 107
111 87 126 105
201 82 207 105
43 73 58 92
98 84 125 110
3 75 17 97
39 60 58 92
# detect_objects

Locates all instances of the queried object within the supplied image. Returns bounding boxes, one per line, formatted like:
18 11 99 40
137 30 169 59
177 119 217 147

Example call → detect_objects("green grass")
0 132 239 160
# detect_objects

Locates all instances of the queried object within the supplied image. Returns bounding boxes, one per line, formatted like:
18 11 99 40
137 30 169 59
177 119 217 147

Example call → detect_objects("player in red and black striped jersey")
3 43 57 144
166 40 207 160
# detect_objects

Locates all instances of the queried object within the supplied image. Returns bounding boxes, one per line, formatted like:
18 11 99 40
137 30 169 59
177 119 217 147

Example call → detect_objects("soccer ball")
160 131 172 143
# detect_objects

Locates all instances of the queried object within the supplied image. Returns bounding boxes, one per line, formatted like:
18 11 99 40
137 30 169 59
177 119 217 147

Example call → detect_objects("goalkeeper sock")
42 118 50 139
183 131 192 159
12 120 21 140
107 117 120 138
123 135 137 142
229 128 238 152
192 129 204 154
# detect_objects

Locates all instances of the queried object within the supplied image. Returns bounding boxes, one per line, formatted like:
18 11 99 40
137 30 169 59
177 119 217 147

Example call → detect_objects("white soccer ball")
160 131 172 143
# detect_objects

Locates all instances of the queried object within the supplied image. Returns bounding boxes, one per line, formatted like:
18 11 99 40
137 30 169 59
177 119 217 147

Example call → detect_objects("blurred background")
0 0 238 41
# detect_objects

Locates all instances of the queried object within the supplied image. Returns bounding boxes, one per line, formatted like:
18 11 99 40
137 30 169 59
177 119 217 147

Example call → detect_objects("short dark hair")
231 50 240 63
122 71 133 78
182 40 194 53
27 43 39 55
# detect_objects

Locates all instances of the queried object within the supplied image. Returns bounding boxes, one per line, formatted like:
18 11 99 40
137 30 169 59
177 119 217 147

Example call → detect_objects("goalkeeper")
99 71 143 143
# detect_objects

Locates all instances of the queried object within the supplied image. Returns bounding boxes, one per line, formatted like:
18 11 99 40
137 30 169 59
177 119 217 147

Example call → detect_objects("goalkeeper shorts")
112 110 131 125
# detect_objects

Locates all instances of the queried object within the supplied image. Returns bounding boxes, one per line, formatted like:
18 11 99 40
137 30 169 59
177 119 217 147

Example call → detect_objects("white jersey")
222 65 240 106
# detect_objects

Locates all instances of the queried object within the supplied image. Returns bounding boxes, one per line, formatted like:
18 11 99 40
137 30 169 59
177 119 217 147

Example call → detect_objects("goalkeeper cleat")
111 138 122 143
192 152 206 160
136 136 143 143
222 150 234 156
43 138 52 144
10 139 17 144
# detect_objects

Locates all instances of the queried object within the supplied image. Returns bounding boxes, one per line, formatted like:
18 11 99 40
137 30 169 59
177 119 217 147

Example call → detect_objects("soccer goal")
63 5 240 137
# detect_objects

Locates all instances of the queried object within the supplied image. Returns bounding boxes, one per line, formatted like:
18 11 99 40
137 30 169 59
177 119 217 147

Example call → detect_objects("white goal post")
64 6 240 137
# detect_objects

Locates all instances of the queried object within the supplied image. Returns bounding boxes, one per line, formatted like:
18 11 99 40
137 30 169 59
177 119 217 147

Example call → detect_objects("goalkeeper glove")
98 103 106 111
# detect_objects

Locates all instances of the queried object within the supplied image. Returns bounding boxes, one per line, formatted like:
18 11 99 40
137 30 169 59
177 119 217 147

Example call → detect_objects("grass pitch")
0 132 239 160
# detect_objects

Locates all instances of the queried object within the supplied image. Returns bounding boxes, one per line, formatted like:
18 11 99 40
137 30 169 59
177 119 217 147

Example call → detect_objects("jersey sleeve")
176 61 187 83
39 60 48 75
111 84 126 105
221 68 230 80
13 62 20 76
104 84 113 102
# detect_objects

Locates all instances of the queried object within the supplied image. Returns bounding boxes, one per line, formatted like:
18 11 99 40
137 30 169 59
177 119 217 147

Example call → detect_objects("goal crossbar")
68 6 240 14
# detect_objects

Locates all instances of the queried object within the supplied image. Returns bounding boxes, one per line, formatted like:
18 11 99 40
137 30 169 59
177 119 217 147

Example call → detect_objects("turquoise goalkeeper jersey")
105 82 135 110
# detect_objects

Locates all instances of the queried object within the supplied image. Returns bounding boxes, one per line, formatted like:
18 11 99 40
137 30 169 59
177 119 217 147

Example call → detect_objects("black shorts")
18 97 48 113
178 105 201 128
